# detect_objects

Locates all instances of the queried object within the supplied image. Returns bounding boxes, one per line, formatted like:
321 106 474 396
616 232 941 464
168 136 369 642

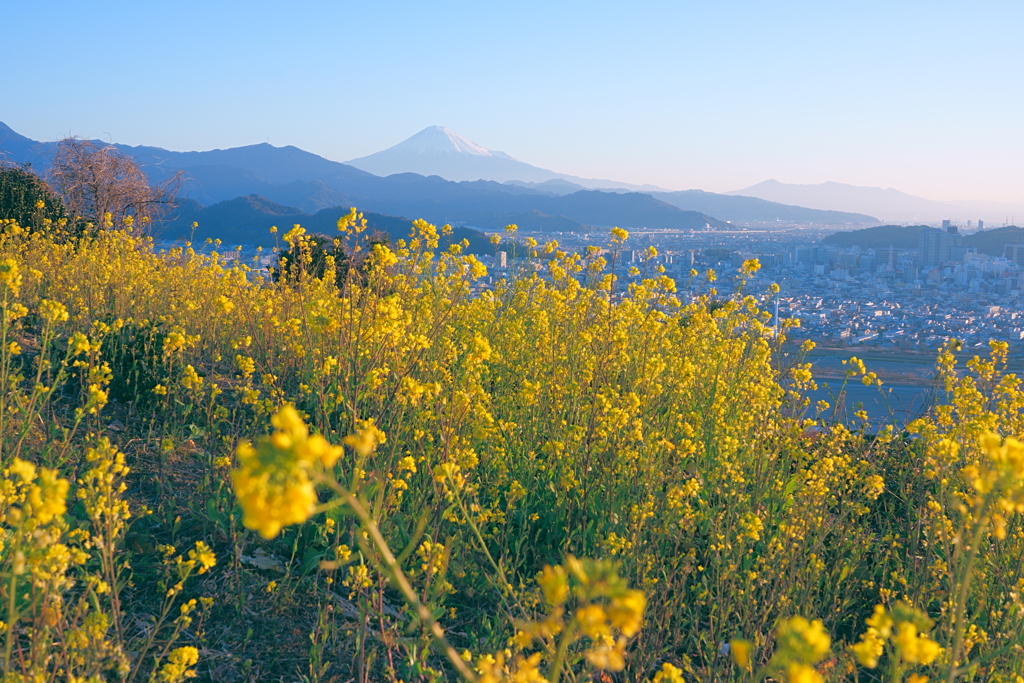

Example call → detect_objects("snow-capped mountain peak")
400 126 502 158
346 126 539 180
345 126 664 191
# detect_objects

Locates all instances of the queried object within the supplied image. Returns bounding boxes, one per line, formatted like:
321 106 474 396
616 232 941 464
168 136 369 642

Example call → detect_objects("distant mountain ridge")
0 122 40 162
652 189 876 225
1 121 877 235
502 180 876 224
730 179 1024 225
0 122 732 234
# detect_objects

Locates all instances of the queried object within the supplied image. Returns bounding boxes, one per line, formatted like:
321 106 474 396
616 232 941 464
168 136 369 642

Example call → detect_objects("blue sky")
3 1 1023 199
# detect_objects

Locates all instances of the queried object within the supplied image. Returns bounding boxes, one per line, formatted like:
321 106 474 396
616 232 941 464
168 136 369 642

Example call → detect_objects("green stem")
945 497 991 683
451 485 526 622
325 477 478 682
4 568 17 671
0 287 10 461
546 619 578 683
127 566 193 683
888 646 902 683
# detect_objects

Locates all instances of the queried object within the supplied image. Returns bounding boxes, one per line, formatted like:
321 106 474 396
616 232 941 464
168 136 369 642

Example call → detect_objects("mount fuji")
346 126 667 192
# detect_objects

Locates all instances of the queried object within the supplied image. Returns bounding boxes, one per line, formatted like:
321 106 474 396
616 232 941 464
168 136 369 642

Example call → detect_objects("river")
806 381 937 429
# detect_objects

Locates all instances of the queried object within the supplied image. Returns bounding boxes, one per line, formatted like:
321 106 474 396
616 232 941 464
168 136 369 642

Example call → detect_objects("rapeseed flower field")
0 211 1022 682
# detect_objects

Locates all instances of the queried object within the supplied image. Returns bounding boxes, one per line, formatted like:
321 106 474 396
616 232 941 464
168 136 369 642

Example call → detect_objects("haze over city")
4 0 1024 202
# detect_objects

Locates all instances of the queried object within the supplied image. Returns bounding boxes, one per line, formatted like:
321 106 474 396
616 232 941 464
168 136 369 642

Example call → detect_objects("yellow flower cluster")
3 458 70 528
970 432 1024 539
652 662 685 683
343 418 386 458
77 438 132 547
38 298 69 323
0 457 88 659
0 257 23 295
231 405 342 538
469 556 645 683
533 557 645 671
154 645 199 682
774 617 831 683
731 616 830 683
850 603 942 669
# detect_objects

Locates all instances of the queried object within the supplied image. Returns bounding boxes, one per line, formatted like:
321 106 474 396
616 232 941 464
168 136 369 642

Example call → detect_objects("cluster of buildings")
161 220 1024 352
480 223 1024 351
698 227 1024 349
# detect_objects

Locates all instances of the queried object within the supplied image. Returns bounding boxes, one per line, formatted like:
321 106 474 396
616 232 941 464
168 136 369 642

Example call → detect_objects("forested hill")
821 224 1024 257
156 195 497 253
962 226 1024 255
821 225 926 249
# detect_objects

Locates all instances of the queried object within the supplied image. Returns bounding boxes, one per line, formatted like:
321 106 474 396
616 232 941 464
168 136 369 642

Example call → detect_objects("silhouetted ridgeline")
158 195 496 253
823 224 1024 256
821 225 926 249
962 226 1024 256
651 189 877 224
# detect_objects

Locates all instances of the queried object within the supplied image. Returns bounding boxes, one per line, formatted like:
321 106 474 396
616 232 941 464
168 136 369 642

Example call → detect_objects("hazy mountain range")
1 121 880 243
730 179 1024 226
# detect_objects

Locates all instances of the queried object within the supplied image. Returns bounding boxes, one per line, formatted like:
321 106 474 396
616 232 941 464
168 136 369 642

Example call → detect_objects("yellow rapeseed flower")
730 639 753 671
189 541 216 574
343 419 386 458
38 299 69 323
653 662 685 683
231 406 342 538
606 589 645 637
155 646 199 683
786 662 822 683
0 258 23 295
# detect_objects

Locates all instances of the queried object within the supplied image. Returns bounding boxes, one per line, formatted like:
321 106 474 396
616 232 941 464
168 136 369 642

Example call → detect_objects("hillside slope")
158 195 496 253
963 226 1024 256
821 225 927 249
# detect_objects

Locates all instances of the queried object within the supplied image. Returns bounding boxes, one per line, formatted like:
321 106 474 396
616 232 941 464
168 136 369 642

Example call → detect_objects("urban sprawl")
180 220 1024 353
479 221 1024 352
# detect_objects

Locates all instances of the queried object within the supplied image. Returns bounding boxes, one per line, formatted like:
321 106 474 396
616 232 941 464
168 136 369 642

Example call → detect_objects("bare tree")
48 138 180 235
